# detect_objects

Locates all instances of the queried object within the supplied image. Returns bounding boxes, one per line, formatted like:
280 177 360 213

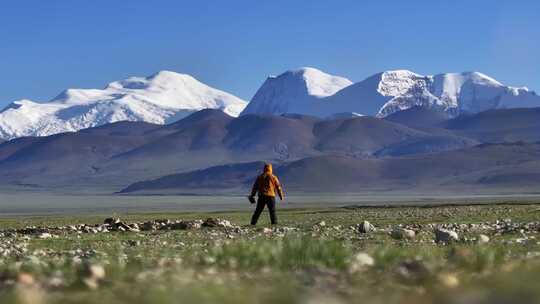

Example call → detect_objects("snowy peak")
377 70 540 116
106 70 198 92
376 70 426 97
284 67 353 97
243 67 540 119
45 70 247 113
2 67 539 140
240 67 352 116
455 71 503 86
0 71 247 139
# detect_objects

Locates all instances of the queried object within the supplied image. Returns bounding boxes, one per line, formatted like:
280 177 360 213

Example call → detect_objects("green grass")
1 203 540 303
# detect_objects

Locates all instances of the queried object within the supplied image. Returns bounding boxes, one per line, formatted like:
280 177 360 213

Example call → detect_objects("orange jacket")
250 163 284 199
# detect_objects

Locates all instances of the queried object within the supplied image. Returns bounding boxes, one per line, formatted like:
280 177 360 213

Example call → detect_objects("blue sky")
0 1 539 106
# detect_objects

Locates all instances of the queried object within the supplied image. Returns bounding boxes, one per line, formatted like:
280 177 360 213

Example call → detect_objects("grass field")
1 203 540 304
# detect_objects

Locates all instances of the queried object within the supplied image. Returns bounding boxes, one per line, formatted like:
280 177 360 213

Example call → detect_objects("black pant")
250 195 277 225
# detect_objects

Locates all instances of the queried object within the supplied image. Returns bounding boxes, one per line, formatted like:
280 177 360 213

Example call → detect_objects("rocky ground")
0 203 540 303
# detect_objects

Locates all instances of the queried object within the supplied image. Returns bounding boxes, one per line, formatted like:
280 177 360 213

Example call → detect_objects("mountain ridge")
2 67 539 142
119 141 540 194
0 107 538 193
0 71 247 140
242 67 540 119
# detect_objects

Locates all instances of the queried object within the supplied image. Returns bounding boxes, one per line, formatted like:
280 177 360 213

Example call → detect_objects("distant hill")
0 107 539 193
121 142 540 195
444 108 540 142
384 106 451 128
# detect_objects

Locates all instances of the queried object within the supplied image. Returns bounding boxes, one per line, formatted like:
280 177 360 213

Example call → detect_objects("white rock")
358 221 375 233
477 234 490 244
86 264 106 280
38 233 52 239
261 227 272 234
391 228 416 240
435 228 459 244
349 252 374 273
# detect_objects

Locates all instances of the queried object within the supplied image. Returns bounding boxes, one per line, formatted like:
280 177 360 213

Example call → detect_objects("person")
249 163 284 225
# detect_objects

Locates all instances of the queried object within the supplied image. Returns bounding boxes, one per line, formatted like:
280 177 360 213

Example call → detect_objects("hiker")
249 163 284 225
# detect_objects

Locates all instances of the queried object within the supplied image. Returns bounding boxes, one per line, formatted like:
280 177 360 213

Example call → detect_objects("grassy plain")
1 203 540 304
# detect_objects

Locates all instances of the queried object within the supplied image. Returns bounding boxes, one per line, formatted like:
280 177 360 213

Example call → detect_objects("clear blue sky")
1 0 539 106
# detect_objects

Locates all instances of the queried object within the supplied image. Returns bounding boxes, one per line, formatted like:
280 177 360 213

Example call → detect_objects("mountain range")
0 106 539 194
0 71 247 139
241 68 540 118
1 67 539 140
1 67 539 195
121 142 540 195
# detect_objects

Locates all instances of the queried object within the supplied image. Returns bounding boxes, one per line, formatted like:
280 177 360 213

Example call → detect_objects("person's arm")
273 176 284 201
250 176 259 197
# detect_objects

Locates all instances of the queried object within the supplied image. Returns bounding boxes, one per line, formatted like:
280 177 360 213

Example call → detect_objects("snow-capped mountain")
242 68 540 118
240 67 353 116
0 71 247 139
372 70 540 117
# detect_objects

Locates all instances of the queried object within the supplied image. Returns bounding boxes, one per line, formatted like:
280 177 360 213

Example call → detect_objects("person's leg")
267 196 277 225
250 197 266 225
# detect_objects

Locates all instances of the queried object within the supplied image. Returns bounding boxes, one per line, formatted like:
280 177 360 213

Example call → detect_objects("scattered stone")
358 221 375 233
203 218 234 228
260 227 273 234
170 220 203 230
391 227 416 240
435 228 459 244
129 223 140 232
276 226 297 233
349 252 374 273
477 234 490 244
37 233 52 239
103 218 120 225
115 222 132 231
141 221 157 231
